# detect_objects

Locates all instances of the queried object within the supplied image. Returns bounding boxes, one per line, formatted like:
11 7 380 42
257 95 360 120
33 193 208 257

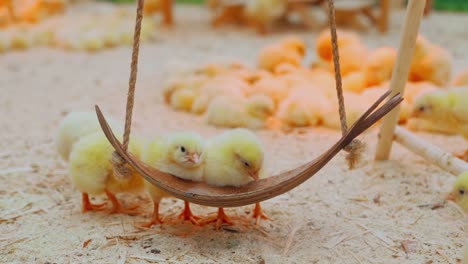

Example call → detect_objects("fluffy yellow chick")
363 46 397 87
452 69 468 87
315 29 368 75
446 171 468 213
342 71 367 93
191 75 248 114
163 74 208 106
316 29 361 61
206 94 275 129
323 91 377 130
248 72 290 105
141 132 205 226
410 44 452 87
258 36 306 71
56 111 123 161
277 86 328 127
69 132 144 214
203 128 268 228
398 82 437 123
410 87 468 138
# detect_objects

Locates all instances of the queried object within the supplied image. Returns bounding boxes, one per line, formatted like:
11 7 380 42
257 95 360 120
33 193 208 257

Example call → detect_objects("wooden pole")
379 0 390 32
394 127 468 176
375 0 426 160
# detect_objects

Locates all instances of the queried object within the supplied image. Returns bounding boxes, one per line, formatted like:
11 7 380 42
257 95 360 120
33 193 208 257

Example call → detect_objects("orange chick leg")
178 201 201 225
81 193 107 212
204 208 234 230
142 202 163 227
252 202 269 225
105 190 140 215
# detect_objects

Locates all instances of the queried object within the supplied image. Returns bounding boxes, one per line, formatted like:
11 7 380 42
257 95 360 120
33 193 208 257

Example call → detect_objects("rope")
112 0 145 179
326 0 364 169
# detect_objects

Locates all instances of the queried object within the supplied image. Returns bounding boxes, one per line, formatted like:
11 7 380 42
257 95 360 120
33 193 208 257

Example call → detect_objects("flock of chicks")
0 4 158 52
163 31 468 139
57 112 268 229
0 0 66 27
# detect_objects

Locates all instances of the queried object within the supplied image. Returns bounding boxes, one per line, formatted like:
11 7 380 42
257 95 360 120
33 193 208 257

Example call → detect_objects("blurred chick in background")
277 86 328 127
446 171 468 213
248 71 290 105
258 36 306 71
206 94 275 129
68 132 144 214
191 75 249 114
203 128 268 228
452 69 468 87
398 82 437 123
245 0 287 34
409 35 452 86
315 29 367 76
363 46 397 87
142 132 205 226
56 111 122 161
409 87 468 138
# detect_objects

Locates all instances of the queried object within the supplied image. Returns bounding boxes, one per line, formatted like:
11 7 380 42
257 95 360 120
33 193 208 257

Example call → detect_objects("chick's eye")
180 146 186 153
418 106 426 112
459 189 465 195
243 161 250 168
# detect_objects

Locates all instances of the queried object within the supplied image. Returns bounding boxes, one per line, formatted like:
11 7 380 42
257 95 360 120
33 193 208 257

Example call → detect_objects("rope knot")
111 151 132 179
344 139 366 169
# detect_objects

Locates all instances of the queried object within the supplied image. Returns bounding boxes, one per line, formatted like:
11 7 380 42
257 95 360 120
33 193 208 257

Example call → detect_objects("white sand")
0 4 467 263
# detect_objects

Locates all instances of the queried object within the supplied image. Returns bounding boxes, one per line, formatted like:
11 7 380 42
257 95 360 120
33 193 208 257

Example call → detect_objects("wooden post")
375 0 426 160
394 127 468 176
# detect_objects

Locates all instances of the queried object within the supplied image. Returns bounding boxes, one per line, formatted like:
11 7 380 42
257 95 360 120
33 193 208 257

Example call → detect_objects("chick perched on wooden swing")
202 128 268 229
141 132 205 227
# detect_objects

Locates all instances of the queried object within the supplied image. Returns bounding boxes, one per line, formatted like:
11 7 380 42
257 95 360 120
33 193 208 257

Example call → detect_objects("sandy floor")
1 3 468 264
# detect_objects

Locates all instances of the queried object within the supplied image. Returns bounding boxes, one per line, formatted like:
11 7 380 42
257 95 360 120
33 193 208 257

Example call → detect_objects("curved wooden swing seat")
95 90 402 208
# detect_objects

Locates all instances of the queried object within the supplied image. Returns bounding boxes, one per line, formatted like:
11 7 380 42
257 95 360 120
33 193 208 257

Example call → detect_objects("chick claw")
82 193 107 212
106 190 141 215
204 208 234 230
252 202 269 225
178 201 201 225
141 203 163 228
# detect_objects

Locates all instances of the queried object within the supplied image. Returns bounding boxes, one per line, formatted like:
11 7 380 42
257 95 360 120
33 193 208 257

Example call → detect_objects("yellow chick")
410 87 468 138
0 6 12 28
203 128 268 228
191 75 248 114
56 111 123 161
452 69 468 87
163 74 208 106
323 91 377 130
141 132 205 226
277 86 328 127
342 71 367 93
399 82 437 123
315 29 368 75
206 94 275 129
316 29 362 61
446 171 468 213
363 46 397 87
248 72 290 105
258 36 306 71
68 132 144 214
410 44 452 87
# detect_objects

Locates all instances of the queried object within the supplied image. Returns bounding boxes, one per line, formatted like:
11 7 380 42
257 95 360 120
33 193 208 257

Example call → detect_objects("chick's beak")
188 153 200 164
445 192 455 202
249 171 260 181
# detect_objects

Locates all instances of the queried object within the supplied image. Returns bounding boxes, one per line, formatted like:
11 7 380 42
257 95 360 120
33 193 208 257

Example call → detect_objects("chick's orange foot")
81 193 107 212
252 202 269 225
106 190 141 215
178 201 201 225
204 208 234 230
141 203 163 228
